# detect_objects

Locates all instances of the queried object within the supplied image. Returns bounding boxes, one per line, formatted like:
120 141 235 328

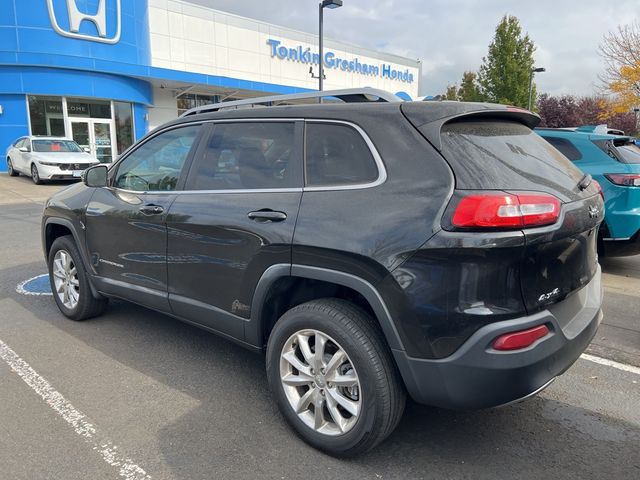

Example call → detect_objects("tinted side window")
305 123 379 187
114 125 201 191
186 122 297 190
542 136 582 161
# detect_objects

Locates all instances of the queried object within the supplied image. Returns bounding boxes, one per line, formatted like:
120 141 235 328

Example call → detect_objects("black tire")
266 298 405 457
31 163 42 185
48 235 108 321
7 157 18 176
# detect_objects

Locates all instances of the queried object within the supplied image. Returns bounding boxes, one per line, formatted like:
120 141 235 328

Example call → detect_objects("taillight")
451 192 560 229
604 173 640 187
493 324 550 351
592 179 604 200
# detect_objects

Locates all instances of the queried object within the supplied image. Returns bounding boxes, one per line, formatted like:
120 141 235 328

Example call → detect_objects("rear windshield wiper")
578 173 592 191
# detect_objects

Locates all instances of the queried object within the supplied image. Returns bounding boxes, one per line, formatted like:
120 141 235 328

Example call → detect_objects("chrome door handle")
139 204 164 215
247 210 287 222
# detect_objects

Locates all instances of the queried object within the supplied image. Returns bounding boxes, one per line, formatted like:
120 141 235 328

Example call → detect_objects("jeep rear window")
440 119 584 196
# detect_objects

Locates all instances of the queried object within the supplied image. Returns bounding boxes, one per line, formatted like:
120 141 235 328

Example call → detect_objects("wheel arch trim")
43 217 100 298
248 264 405 352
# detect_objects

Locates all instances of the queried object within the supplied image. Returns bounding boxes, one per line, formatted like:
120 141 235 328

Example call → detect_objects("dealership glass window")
66 98 111 118
114 102 134 155
28 96 65 137
177 94 220 115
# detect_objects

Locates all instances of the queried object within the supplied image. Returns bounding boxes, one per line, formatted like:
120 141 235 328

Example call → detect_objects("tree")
444 85 458 101
477 15 537 108
457 71 483 102
598 21 640 113
536 93 638 135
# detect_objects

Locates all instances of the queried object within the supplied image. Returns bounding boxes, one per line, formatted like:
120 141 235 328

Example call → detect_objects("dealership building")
0 0 421 171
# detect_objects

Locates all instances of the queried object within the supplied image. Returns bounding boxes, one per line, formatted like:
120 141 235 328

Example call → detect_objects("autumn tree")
537 93 638 135
477 15 537 107
457 71 484 102
599 21 640 112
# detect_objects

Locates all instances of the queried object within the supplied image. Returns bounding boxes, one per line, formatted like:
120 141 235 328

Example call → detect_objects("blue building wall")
0 0 151 172
0 94 30 170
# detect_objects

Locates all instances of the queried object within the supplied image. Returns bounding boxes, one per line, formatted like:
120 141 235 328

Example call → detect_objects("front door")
166 121 303 340
84 123 204 312
70 119 115 163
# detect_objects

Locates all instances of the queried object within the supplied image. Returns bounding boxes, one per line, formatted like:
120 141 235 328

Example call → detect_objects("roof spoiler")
401 102 540 151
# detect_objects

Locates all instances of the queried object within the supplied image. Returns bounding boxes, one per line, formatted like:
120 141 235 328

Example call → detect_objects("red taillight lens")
451 193 560 229
604 174 640 187
493 324 550 351
592 179 604 200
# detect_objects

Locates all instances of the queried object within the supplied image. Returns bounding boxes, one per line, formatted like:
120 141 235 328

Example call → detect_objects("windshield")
32 139 83 153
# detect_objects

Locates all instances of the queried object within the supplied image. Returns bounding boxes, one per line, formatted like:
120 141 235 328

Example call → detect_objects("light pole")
318 0 343 93
528 66 545 111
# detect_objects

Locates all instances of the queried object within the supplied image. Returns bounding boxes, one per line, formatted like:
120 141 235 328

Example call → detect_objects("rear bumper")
602 229 640 257
393 265 603 409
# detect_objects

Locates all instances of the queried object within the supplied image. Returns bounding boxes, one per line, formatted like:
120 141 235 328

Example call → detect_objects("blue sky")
187 0 639 98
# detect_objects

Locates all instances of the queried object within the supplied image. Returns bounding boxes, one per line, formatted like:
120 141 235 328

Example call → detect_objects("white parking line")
580 353 640 376
0 339 151 480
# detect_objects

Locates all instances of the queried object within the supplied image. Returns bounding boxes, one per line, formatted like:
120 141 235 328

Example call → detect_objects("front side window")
32 139 82 153
185 122 297 190
114 125 201 191
305 123 379 187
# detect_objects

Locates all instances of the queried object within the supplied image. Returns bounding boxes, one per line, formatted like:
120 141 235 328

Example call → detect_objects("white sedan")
6 136 100 184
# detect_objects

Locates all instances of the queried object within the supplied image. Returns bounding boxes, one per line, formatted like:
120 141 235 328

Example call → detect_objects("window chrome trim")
111 117 386 195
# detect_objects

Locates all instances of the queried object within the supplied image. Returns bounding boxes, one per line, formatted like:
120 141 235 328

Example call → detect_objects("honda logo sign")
46 0 121 44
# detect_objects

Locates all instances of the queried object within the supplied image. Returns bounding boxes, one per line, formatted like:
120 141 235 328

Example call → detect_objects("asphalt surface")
1 174 639 480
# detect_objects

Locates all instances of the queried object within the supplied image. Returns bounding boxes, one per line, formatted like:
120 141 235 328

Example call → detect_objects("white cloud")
186 0 640 97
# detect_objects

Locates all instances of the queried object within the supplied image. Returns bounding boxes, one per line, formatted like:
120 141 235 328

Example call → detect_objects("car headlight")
38 161 61 167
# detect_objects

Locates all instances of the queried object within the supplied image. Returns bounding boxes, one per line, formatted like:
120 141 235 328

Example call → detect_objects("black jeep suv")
42 89 604 456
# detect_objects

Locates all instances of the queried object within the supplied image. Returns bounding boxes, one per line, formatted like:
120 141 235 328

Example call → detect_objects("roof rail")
179 88 401 117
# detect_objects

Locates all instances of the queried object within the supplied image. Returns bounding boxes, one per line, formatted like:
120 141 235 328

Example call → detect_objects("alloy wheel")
52 250 80 310
279 329 362 436
31 164 39 184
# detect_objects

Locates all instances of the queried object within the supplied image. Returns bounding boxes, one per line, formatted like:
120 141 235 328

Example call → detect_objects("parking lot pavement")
1 173 639 479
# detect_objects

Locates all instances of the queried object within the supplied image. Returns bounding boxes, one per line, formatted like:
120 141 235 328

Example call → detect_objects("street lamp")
528 66 546 111
318 0 343 93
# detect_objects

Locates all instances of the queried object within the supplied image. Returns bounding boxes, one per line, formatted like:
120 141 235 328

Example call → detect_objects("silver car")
6 136 100 184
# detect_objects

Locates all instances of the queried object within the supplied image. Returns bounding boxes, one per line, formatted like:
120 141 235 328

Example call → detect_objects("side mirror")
82 164 108 188
18 146 29 153
83 147 91 153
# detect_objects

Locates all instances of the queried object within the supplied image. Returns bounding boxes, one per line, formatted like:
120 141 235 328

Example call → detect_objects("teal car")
536 126 640 256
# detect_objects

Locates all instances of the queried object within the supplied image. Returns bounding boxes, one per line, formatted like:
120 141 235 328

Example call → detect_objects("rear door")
166 120 303 340
405 110 603 313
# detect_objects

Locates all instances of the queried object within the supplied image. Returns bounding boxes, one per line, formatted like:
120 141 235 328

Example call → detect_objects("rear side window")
440 120 584 198
305 123 378 187
185 122 298 190
541 136 582 161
